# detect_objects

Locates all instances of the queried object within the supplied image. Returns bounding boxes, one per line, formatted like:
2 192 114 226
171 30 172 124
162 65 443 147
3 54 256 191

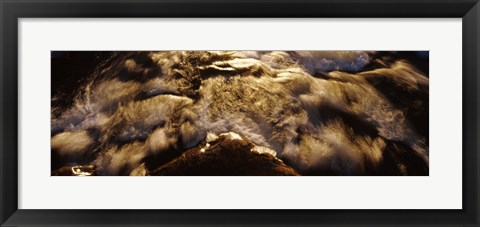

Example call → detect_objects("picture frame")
1 0 478 226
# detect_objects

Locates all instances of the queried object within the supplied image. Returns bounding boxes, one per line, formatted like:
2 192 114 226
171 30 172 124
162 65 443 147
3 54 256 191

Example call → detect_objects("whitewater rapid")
51 51 429 175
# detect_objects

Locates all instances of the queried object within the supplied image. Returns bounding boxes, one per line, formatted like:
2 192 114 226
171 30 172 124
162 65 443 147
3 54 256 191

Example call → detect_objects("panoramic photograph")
51 51 429 176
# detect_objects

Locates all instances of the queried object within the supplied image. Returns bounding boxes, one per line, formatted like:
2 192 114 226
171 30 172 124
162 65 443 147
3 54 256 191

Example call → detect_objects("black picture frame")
1 0 479 226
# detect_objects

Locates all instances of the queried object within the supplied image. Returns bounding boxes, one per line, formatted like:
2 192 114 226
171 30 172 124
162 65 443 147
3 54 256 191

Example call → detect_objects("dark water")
51 51 429 176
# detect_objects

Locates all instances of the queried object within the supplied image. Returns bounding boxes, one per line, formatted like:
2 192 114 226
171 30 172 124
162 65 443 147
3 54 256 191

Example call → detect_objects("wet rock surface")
151 132 300 176
52 165 97 176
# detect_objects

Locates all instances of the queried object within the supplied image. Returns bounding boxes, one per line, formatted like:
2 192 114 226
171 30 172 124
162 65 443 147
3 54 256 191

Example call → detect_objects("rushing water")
51 51 429 176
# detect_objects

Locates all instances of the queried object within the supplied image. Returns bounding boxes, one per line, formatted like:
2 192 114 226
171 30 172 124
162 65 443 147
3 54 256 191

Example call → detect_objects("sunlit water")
51 51 429 176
